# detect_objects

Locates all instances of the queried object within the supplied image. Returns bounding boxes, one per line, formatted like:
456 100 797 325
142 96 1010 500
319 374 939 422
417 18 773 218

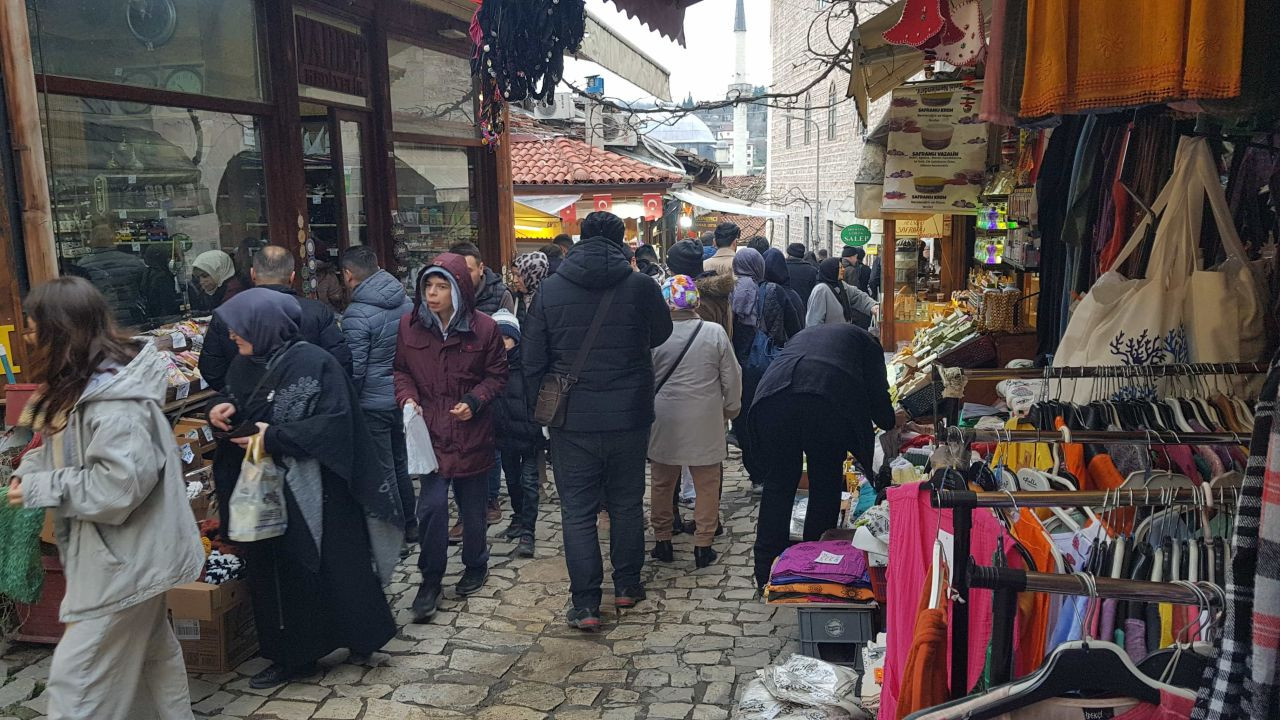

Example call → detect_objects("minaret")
731 0 749 175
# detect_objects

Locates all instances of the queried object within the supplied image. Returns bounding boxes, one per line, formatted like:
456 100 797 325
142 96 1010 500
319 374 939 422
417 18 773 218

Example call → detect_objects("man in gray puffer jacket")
342 246 416 542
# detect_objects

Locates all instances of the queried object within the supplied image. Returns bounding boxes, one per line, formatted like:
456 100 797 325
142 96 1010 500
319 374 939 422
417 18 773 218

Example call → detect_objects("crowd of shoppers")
7 212 898 709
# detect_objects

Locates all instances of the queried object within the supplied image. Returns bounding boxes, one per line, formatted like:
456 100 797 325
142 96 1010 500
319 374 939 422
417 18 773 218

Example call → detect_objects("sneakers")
650 540 674 563
249 662 318 689
567 607 602 632
411 584 441 623
515 535 536 558
486 499 502 525
694 546 719 569
502 521 524 540
456 567 489 596
448 520 463 545
615 585 646 609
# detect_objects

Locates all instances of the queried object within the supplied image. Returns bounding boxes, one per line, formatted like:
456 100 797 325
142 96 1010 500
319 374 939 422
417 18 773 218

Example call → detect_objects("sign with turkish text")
295 15 369 97
882 82 986 215
841 224 872 246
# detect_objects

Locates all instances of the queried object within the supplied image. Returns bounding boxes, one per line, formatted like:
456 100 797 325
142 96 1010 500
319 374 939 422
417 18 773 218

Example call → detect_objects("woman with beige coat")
648 275 742 568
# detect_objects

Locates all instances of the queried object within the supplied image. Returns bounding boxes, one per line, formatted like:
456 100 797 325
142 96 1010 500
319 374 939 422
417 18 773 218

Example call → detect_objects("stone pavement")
0 449 873 720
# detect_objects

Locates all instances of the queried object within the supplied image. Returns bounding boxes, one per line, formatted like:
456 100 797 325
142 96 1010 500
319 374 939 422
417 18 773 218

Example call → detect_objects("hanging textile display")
1018 0 1245 119
470 0 586 103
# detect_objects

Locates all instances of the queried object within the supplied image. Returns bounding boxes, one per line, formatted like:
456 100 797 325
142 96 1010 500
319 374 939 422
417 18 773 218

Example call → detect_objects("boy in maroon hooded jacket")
394 253 508 622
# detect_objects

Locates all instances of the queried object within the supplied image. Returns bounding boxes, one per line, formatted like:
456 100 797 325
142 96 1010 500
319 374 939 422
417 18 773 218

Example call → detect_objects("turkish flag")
643 193 663 221
559 203 577 225
593 194 613 212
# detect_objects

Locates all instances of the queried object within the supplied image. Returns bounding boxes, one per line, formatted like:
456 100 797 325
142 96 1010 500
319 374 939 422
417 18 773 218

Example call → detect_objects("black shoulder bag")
654 321 704 396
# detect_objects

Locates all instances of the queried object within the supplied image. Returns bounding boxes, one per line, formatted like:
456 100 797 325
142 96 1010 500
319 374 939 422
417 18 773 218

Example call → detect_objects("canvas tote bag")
1054 137 1264 399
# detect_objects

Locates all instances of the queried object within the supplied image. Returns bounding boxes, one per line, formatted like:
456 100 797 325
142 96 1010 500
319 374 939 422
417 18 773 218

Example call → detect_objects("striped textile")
1193 361 1280 719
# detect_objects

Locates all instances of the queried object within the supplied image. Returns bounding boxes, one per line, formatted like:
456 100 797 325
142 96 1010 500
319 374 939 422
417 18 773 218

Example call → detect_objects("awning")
846 0 992 126
579 10 673 101
602 0 703 46
514 194 581 216
672 187 785 219
514 201 564 239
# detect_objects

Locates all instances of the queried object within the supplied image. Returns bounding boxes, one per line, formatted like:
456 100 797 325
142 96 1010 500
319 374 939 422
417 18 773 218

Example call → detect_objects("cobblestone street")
0 450 831 720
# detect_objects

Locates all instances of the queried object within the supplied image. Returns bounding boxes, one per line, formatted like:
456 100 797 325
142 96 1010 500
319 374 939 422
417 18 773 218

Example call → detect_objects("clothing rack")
968 566 1223 686
929 475 1235 699
959 428 1249 445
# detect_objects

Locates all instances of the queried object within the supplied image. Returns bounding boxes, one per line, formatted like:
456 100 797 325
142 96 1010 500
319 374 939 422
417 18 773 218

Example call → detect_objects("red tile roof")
511 136 680 186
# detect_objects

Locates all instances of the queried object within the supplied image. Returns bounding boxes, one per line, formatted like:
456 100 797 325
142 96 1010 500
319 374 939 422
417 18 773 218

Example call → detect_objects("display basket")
899 380 943 419
937 334 998 369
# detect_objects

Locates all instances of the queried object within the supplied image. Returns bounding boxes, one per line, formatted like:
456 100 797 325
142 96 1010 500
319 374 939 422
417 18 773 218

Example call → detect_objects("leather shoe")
694 546 718 569
650 540 674 563
456 567 489 596
502 521 524 540
486 499 502 525
250 662 318 689
448 520 463 544
516 535 536 558
411 584 441 623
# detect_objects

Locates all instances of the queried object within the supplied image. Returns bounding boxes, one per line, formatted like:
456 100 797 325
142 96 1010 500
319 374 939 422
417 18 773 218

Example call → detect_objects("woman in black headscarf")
208 288 400 689
807 257 876 329
763 248 806 333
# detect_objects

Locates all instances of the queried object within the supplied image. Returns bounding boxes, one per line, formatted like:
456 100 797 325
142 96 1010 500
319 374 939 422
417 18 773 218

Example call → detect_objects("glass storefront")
392 143 477 289
387 39 476 139
27 0 266 102
41 94 268 328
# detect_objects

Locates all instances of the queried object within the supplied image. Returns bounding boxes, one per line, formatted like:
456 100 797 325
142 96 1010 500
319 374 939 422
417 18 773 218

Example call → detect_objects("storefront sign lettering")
0 325 21 379
295 16 368 97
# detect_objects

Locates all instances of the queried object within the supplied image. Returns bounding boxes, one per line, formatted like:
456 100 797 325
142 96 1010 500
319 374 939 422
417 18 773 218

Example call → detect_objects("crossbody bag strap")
566 288 616 383
655 321 704 395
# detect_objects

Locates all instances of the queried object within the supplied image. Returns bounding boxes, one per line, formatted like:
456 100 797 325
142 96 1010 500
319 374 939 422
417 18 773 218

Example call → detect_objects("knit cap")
662 275 700 311
491 308 521 342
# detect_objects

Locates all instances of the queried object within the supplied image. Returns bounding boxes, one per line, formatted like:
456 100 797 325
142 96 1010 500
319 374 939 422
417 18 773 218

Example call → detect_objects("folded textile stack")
765 540 873 604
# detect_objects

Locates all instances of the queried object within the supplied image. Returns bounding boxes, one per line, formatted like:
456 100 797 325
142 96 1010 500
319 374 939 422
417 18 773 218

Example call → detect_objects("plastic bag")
404 404 438 476
228 434 287 542
758 655 869 719
734 677 858 720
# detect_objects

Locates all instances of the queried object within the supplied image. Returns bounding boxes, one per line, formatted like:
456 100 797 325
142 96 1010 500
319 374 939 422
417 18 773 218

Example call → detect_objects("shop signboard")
296 15 369 98
841 224 872 246
882 82 986 215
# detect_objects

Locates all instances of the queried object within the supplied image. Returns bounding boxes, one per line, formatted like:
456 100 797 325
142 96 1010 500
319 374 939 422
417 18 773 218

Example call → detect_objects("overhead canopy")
673 187 785 219
514 194 581 215
514 201 564 239
846 0 992 126
579 10 673 101
603 0 703 46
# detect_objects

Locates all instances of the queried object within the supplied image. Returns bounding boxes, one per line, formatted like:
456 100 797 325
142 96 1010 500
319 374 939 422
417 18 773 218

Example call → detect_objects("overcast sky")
564 0 773 103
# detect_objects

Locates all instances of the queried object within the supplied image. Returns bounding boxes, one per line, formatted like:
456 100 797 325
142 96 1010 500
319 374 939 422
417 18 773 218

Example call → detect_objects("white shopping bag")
404 404 439 476
228 434 287 542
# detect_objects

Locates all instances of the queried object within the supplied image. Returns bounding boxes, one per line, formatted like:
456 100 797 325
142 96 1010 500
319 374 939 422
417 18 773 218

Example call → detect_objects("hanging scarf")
732 248 765 327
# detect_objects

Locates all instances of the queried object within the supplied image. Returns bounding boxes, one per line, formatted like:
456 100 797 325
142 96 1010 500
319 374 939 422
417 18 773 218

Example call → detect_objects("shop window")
785 112 792 149
827 83 837 141
388 39 478 139
804 94 812 145
391 142 479 291
804 215 811 245
41 94 269 329
27 0 266 102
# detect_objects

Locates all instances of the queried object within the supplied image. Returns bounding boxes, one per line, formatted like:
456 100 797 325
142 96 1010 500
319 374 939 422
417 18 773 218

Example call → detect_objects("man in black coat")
747 323 896 588
199 245 352 391
523 211 673 631
841 246 872 294
784 243 819 309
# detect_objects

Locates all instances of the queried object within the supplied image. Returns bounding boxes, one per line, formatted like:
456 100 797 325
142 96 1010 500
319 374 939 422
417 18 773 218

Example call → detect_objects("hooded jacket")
785 255 820 309
17 343 205 622
764 249 807 333
693 271 736 342
394 253 508 478
201 284 352 392
474 267 516 316
76 249 149 328
523 235 674 433
342 270 412 411
494 338 543 452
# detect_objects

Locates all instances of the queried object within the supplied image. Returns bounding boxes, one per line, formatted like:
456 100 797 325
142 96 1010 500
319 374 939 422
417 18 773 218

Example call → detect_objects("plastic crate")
796 605 877 645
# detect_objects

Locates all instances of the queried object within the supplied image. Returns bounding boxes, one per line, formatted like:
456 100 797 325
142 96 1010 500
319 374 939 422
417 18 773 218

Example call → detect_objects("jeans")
487 449 502 503
549 428 649 611
750 393 849 587
364 409 414 529
501 447 541 538
417 473 489 588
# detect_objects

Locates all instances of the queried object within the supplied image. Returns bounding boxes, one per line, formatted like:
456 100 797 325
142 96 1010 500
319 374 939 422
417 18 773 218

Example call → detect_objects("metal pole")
816 118 822 255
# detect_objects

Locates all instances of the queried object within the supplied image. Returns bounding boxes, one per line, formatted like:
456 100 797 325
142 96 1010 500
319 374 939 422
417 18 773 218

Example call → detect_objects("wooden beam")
495 107 516 263
880 219 896 349
0 0 57 285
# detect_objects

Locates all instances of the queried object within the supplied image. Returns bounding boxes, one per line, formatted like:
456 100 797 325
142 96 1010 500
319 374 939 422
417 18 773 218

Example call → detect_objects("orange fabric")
1010 510 1054 677
1020 0 1245 118
896 565 951 720
1087 453 1136 534
763 583 876 602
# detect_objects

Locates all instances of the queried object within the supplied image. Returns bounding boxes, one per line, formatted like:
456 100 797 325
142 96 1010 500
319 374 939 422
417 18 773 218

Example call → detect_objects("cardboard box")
167 580 258 674
174 417 218 455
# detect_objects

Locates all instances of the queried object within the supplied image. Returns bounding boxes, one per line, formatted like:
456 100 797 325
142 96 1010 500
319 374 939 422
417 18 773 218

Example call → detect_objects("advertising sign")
882 82 987 214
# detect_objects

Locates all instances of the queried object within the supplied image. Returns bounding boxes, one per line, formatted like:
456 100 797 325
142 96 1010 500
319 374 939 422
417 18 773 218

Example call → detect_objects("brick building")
766 0 887 253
